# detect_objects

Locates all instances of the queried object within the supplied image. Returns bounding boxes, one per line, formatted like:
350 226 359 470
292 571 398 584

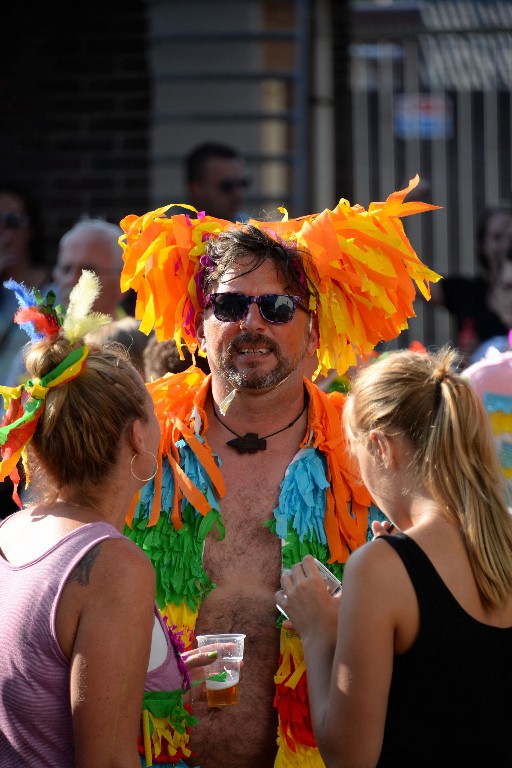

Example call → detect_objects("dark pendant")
226 433 267 454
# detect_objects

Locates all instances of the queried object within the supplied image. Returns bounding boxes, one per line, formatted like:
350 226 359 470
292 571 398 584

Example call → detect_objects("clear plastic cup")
195 633 246 707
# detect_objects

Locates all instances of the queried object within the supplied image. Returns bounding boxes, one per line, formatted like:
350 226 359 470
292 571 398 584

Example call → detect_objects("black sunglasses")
0 211 29 230
218 177 251 194
206 292 304 324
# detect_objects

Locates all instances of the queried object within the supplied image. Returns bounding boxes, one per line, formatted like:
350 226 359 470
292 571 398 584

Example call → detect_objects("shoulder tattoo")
67 543 101 586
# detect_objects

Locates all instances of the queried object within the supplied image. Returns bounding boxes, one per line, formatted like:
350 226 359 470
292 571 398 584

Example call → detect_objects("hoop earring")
131 450 158 483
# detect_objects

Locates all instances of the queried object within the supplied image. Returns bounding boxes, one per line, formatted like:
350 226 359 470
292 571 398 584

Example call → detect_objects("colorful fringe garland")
125 374 389 767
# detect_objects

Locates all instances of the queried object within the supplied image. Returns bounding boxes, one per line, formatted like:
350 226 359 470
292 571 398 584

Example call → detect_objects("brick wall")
1 0 150 267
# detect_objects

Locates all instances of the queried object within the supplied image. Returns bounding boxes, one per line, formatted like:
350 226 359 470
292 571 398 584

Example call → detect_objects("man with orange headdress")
120 178 440 768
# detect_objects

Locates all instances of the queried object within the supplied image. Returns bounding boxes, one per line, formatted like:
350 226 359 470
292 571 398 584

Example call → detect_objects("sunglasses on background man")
217 178 251 194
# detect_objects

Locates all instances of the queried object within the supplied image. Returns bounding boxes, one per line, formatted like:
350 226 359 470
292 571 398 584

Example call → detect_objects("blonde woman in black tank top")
276 346 512 768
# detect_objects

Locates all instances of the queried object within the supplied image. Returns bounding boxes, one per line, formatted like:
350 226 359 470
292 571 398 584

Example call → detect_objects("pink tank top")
0 518 184 767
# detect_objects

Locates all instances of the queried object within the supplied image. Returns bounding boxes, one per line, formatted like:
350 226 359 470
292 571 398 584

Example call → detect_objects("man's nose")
240 302 265 330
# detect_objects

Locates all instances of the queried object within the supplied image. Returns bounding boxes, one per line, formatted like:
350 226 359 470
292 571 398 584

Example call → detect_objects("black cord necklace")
212 396 308 454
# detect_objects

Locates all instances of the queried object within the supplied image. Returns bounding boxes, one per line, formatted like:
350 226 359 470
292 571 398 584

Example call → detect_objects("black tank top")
376 532 512 767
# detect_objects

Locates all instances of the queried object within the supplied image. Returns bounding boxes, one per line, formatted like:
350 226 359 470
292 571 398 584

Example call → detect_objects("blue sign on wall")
394 93 453 139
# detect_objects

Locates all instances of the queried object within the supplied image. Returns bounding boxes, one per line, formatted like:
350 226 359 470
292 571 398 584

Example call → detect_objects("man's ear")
195 311 207 353
306 314 319 356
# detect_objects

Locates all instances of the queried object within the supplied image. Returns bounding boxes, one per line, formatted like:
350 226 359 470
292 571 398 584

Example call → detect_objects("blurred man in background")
53 218 125 317
185 142 250 222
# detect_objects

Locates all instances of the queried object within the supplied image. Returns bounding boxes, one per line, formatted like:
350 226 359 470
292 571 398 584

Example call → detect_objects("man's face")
197 258 318 392
54 230 122 316
190 157 249 221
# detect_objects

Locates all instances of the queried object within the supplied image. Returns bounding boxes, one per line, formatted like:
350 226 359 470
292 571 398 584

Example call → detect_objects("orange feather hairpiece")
119 175 441 377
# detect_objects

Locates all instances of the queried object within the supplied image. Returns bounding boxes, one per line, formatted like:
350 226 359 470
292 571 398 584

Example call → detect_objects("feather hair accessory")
4 270 111 344
0 269 110 507
61 269 111 342
4 278 63 341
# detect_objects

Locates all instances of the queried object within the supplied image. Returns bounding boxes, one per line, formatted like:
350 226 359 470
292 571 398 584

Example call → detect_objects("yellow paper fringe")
275 738 326 768
142 709 153 766
275 630 306 690
160 602 198 649
148 712 192 759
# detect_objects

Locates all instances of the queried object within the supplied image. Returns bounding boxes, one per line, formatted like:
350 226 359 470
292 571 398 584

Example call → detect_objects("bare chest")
221 448 290 521
190 430 302 766
202 446 292 584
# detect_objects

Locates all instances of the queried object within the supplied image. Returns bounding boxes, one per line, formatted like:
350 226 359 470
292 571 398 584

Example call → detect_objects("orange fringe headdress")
119 175 440 377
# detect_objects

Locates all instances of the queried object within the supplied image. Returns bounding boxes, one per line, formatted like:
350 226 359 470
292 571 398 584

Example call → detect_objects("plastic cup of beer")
195 633 246 707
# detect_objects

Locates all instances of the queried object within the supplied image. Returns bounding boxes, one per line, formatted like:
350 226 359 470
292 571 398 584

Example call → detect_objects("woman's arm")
280 546 404 768
69 538 155 768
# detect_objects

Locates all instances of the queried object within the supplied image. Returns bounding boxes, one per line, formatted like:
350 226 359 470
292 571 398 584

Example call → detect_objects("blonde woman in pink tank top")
0 273 213 768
